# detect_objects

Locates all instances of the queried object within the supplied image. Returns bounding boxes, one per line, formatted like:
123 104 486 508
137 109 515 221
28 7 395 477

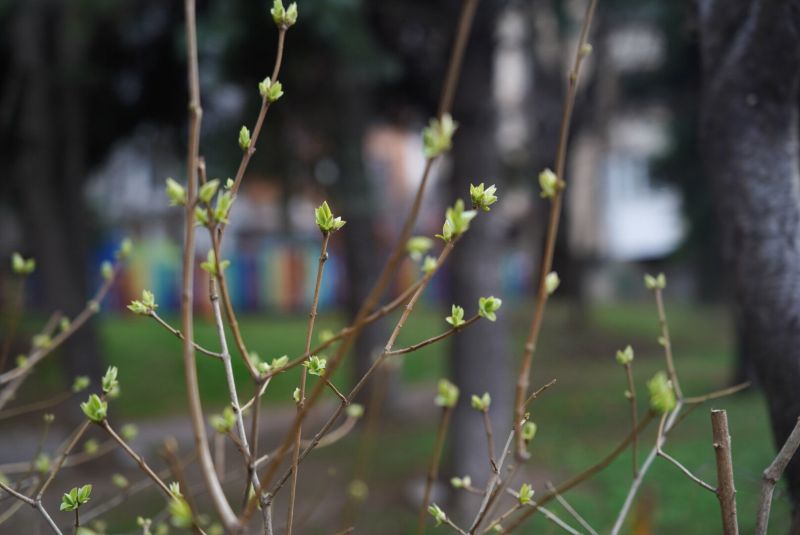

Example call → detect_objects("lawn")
9 298 790 533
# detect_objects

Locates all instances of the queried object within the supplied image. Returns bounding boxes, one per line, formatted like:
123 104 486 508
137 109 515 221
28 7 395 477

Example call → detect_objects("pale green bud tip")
259 77 284 102
121 424 138 440
450 475 471 489
407 236 434 261
165 178 187 206
422 255 438 275
101 366 119 394
423 113 458 158
60 484 92 512
539 168 560 199
11 252 36 275
43 413 55 423
319 329 335 343
80 394 108 423
83 439 99 454
72 376 90 393
478 296 502 322
644 272 667 290
518 483 534 505
112 473 129 488
315 201 346 233
470 183 499 211
348 479 368 501
471 392 492 411
647 371 676 414
238 126 251 151
100 261 113 281
428 504 447 526
34 453 50 473
292 387 301 403
128 289 158 315
60 318 71 333
302 355 327 376
544 271 560 295
210 406 237 434
169 492 193 529
445 304 466 327
258 354 290 375
580 43 593 57
199 178 221 205
436 199 477 242
346 403 365 419
522 421 537 442
616 345 634 365
271 0 298 28
434 378 459 408
200 249 230 277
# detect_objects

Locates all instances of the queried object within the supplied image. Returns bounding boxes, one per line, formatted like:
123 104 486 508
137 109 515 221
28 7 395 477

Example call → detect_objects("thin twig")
654 287 682 399
34 420 90 499
513 0 598 460
711 409 739 535
150 312 223 359
755 416 800 534
0 390 72 421
684 382 750 404
470 429 515 533
288 233 330 535
387 316 479 357
623 363 638 477
0 480 63 534
416 407 454 535
523 379 557 408
545 481 599 535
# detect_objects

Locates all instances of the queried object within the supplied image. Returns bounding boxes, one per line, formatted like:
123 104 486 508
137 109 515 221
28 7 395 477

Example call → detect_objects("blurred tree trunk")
448 0 512 519
10 0 102 382
699 0 800 529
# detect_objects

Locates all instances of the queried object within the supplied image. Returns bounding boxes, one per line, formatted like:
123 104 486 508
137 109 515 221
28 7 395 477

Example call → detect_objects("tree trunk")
447 0 512 519
699 0 800 529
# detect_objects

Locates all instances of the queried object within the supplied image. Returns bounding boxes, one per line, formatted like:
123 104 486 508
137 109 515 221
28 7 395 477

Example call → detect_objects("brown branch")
523 378 557 408
34 420 90 499
653 288 682 399
288 233 330 535
755 416 800 534
513 0 598 460
101 420 172 498
416 407 453 535
387 315 479 357
711 410 739 535
0 390 71 421
0 481 61 534
684 382 750 404
470 429 516 533
181 0 237 528
623 363 638 477
545 482 598 535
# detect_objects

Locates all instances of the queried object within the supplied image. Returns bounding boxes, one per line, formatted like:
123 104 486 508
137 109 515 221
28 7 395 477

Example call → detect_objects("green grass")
11 299 791 533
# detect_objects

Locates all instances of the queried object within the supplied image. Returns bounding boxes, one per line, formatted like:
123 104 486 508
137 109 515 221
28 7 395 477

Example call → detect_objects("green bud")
428 503 447 527
450 475 471 489
580 43 593 57
81 394 108 423
471 392 491 411
347 479 368 501
210 406 237 434
434 378 459 408
238 126 251 151
165 178 187 207
478 296 502 322
647 371 676 414
100 261 113 281
59 317 71 333
539 168 559 199
435 199 477 242
15 355 27 368
407 236 434 261
121 424 138 441
60 484 92 512
34 453 50 474
315 201 346 233
518 483 534 505
470 183 498 211
200 249 230 277
270 0 298 28
644 273 667 290
544 271 560 295
346 403 364 419
199 179 220 205
11 252 36 275
32 334 51 349
616 345 634 365
112 473 129 488
445 305 465 327
293 387 301 403
303 355 327 376
83 439 99 455
43 413 55 423
169 482 182 497
169 494 193 529
422 114 458 158
319 329 335 343
72 376 90 393
259 77 284 103
116 238 133 260
522 421 537 442
214 190 235 223
101 366 119 394
194 206 209 227
225 178 234 190
422 255 438 275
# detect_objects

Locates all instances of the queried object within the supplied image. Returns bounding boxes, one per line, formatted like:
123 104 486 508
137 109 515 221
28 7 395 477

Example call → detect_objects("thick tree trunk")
699 0 800 529
447 0 512 519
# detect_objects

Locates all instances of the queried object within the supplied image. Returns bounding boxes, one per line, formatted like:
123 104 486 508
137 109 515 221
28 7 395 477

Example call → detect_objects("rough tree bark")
699 0 800 529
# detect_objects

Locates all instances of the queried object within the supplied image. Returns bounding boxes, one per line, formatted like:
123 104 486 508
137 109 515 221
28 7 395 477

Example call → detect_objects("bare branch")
711 409 739 535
